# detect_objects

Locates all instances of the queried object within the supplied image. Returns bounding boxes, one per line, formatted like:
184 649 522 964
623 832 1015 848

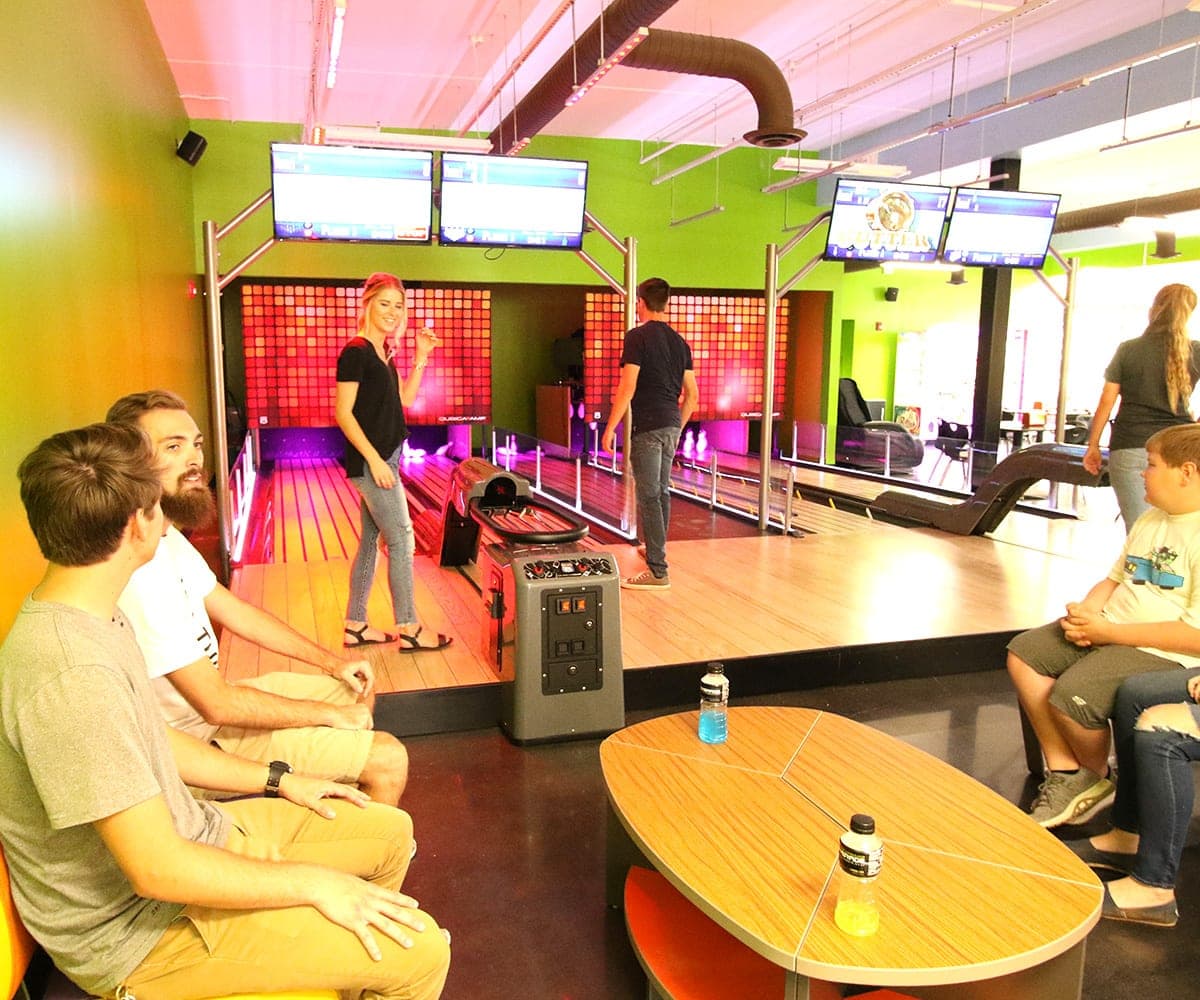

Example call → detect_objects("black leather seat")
834 378 925 472
934 419 971 483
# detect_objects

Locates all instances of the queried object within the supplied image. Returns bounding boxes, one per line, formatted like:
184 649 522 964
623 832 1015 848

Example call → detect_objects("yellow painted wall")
0 1 206 634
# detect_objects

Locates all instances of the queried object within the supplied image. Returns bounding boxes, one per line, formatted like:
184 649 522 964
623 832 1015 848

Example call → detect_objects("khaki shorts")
209 673 373 785
1008 620 1184 728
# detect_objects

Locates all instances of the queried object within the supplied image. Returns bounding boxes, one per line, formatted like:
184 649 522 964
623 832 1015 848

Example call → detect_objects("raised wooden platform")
220 457 1117 736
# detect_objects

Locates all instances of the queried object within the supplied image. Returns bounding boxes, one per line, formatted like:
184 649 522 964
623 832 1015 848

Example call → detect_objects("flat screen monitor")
941 188 1062 268
270 142 434 243
438 153 588 249
824 177 952 264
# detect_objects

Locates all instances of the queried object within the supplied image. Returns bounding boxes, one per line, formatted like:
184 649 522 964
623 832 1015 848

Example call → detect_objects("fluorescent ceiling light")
947 0 1020 10
1099 121 1200 152
1119 211 1200 236
319 125 492 153
772 157 909 179
326 0 347 89
1122 215 1174 233
565 27 649 107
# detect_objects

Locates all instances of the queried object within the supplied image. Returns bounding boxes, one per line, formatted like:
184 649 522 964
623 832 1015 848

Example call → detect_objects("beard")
161 480 217 531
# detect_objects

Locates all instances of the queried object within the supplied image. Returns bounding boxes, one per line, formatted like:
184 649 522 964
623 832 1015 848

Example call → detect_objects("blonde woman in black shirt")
335 272 452 652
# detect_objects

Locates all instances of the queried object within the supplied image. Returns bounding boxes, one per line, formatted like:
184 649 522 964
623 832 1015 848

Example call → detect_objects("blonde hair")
1145 283 1198 413
1147 423 1200 468
357 272 405 335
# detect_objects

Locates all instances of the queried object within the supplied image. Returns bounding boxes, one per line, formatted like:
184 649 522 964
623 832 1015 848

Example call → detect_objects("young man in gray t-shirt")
0 423 449 1000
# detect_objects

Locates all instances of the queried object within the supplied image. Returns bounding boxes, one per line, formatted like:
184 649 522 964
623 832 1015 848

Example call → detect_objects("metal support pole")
785 466 796 535
202 220 232 582
709 450 719 509
759 243 779 530
622 236 638 539
535 445 543 491
575 457 583 511
883 433 892 478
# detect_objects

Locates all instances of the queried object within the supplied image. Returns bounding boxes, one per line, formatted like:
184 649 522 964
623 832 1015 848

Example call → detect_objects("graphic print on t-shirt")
1125 545 1185 589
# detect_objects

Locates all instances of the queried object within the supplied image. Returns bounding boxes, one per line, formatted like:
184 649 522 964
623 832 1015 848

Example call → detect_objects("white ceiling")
144 0 1200 217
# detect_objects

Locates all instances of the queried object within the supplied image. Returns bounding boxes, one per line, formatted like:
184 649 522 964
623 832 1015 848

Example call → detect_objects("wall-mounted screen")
270 143 434 243
438 153 589 249
823 177 952 264
941 188 1062 268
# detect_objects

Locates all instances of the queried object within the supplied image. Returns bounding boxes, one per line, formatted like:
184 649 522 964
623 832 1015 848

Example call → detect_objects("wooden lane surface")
221 553 497 690
224 510 1110 693
225 459 1114 693
601 707 1101 989
613 526 1111 670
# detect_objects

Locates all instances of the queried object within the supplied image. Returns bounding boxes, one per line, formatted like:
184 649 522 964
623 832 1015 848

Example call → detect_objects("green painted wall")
189 120 838 288
0 0 206 634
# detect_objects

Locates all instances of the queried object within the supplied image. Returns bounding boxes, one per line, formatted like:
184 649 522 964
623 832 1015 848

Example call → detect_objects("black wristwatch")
265 760 293 798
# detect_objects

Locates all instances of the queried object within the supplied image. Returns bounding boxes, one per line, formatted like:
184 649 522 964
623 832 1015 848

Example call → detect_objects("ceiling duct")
1054 188 1200 232
489 0 682 153
487 0 804 153
623 29 805 148
1152 231 1180 259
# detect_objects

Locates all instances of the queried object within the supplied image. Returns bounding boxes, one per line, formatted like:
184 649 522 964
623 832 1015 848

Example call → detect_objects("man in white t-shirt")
109 390 408 805
1008 423 1200 829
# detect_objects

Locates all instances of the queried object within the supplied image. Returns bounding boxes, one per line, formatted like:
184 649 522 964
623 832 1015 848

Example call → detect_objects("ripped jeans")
347 447 417 625
1110 668 1200 888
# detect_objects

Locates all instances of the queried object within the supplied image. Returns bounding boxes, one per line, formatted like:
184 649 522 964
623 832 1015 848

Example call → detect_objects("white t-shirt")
1103 506 1200 666
117 526 221 741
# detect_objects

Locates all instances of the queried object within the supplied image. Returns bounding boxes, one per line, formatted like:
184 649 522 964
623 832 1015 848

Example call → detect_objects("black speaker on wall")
176 130 208 166
884 286 899 302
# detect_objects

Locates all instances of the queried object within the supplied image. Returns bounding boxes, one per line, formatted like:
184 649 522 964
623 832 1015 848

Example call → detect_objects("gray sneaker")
1028 768 1114 828
622 569 670 590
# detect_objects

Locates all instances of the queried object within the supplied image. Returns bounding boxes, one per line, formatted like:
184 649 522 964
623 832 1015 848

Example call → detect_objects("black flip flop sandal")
397 626 453 652
344 624 398 648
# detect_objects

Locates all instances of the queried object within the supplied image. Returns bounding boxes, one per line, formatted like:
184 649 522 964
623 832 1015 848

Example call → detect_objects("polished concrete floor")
400 668 1200 1000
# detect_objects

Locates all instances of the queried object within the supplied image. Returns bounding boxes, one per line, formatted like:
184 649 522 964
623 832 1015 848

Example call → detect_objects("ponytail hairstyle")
1145 283 1198 414
357 272 405 336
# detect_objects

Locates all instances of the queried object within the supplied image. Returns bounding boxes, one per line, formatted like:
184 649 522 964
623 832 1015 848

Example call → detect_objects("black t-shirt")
620 320 694 435
1104 333 1200 450
336 337 407 477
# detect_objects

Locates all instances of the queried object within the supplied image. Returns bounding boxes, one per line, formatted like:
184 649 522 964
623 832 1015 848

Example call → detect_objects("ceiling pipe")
1054 188 1200 232
623 29 805 148
486 0 804 153
488 0 683 154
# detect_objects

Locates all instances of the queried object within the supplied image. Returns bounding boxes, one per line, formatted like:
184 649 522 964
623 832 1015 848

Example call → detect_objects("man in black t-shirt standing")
601 277 699 589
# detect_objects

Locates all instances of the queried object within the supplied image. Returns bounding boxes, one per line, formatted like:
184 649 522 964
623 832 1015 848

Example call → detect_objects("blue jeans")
629 426 680 578
1108 446 1149 534
1111 668 1200 888
347 447 416 625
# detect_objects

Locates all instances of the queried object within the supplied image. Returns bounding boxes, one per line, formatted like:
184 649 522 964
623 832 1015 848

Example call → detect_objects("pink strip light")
564 27 649 107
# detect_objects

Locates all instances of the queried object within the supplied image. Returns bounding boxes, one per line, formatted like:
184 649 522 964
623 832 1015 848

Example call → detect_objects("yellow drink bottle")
834 813 883 937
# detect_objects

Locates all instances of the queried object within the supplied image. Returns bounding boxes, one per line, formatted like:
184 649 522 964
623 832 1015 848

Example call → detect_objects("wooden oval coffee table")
601 706 1102 999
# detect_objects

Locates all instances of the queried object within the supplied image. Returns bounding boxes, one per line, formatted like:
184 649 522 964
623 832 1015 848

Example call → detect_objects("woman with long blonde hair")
334 272 452 651
1084 283 1200 531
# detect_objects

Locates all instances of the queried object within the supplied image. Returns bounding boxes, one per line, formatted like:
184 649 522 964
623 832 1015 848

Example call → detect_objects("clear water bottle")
698 662 728 744
834 813 883 936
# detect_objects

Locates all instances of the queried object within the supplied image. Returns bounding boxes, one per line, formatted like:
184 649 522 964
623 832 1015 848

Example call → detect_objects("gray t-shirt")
1104 333 1200 450
0 597 229 995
